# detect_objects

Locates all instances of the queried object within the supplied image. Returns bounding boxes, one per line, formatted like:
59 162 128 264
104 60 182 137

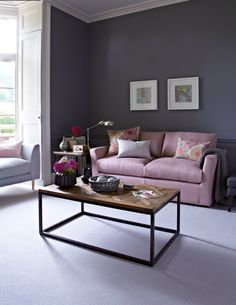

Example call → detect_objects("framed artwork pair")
130 77 199 111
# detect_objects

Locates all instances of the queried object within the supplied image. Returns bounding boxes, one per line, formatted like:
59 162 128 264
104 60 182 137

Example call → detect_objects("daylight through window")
0 17 17 142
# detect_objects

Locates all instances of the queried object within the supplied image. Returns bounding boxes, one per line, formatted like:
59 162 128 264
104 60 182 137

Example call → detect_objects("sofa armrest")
200 154 218 204
21 143 40 179
90 146 108 176
202 154 217 177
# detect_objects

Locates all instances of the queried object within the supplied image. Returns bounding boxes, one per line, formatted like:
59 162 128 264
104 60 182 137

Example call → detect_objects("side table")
227 172 236 212
53 151 87 176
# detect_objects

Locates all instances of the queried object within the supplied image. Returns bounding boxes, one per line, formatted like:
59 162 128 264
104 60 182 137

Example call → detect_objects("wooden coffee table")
38 180 180 266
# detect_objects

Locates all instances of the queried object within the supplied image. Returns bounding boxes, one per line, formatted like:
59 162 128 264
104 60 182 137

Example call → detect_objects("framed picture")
168 77 199 110
130 80 158 111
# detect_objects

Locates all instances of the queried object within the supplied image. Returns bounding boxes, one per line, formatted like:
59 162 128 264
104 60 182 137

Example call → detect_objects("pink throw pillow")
175 137 209 161
107 127 140 156
0 141 23 157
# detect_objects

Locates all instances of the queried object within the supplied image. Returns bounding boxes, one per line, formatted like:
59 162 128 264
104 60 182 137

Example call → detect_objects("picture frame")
130 80 158 111
167 77 199 110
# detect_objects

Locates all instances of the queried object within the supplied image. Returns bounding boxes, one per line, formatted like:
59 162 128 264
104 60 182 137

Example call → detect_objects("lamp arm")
86 121 103 147
86 121 103 131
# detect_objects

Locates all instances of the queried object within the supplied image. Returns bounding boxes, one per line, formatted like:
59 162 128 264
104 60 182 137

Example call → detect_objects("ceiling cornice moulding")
89 0 190 23
50 0 190 23
48 0 90 23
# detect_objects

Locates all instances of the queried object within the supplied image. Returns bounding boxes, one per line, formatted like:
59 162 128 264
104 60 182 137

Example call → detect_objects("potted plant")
53 157 78 188
68 124 83 151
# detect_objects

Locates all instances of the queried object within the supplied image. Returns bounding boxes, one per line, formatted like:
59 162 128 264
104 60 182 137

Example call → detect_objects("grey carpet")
0 182 236 305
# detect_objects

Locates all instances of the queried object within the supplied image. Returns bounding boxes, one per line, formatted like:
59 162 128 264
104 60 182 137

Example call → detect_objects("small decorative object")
53 157 78 188
168 77 199 110
89 175 120 192
123 184 134 190
81 167 92 184
59 136 68 151
73 144 88 154
130 80 158 111
68 124 83 151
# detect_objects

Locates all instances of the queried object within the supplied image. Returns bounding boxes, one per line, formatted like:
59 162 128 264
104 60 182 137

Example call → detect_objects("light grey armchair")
0 143 40 190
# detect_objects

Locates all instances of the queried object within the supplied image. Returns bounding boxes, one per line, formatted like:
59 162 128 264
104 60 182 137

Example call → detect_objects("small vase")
81 167 92 184
59 136 68 151
55 173 76 188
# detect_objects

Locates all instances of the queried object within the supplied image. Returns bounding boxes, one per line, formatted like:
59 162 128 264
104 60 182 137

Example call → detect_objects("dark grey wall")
50 7 89 152
88 0 236 169
50 0 236 170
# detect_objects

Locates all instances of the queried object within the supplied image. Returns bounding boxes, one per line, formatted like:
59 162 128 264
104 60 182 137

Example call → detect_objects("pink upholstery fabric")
97 156 150 177
162 132 217 157
0 141 22 158
144 157 202 183
90 132 218 206
144 154 217 206
138 131 165 157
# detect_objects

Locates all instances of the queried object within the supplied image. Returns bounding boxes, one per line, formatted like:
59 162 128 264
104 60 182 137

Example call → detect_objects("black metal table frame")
38 191 180 267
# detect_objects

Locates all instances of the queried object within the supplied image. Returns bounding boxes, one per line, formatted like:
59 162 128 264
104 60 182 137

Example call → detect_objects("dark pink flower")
71 125 82 137
53 159 78 175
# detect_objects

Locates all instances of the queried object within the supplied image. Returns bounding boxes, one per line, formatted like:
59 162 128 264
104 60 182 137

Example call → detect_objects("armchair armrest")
90 145 108 176
21 143 40 179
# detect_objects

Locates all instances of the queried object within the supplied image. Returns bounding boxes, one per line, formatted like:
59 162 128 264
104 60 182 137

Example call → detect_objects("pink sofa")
90 131 218 206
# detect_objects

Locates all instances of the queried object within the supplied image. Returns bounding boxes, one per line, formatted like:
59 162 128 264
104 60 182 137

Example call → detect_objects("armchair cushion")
0 141 22 158
0 158 31 179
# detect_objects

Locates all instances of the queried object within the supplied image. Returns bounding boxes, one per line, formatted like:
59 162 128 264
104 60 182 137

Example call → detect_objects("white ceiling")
0 0 189 22
65 0 165 16
53 0 189 22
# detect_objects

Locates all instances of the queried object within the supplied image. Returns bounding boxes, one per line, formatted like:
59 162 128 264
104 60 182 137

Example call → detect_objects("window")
0 17 17 142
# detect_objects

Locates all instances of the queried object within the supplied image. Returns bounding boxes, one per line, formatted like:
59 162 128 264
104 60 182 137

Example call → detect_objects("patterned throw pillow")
107 127 140 156
175 137 210 161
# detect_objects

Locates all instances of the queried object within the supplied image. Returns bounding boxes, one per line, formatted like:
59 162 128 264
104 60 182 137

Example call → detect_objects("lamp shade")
103 121 114 126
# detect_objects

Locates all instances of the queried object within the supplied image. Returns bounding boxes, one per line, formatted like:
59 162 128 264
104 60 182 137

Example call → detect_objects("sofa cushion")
0 158 31 179
144 157 202 183
107 127 140 156
0 141 22 158
138 131 165 157
175 137 210 161
117 139 152 159
97 156 150 177
162 132 217 157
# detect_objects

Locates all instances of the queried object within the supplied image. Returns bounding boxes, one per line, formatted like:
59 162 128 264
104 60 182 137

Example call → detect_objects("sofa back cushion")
138 131 165 158
162 132 217 157
0 141 22 158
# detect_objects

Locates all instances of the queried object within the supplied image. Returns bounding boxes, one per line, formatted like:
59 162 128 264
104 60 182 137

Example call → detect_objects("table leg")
150 214 155 265
38 192 43 235
81 202 84 213
177 192 180 233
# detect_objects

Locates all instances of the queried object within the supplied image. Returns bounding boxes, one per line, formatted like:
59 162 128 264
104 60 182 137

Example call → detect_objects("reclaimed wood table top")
39 179 180 214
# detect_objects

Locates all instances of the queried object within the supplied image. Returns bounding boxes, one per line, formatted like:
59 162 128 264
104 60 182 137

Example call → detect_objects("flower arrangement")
71 125 82 137
53 157 78 175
